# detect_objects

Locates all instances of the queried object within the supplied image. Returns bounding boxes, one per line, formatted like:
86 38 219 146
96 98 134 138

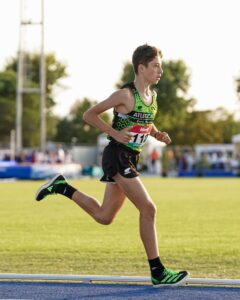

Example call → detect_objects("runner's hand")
113 127 133 144
155 131 172 144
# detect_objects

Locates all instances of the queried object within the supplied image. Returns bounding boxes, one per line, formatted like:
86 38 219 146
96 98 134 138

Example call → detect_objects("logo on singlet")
124 168 131 175
133 112 152 118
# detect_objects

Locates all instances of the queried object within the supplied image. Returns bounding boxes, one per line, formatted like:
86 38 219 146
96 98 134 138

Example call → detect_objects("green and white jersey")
110 82 158 152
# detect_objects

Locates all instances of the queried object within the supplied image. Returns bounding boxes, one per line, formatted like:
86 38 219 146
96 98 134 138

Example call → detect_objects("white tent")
232 134 240 143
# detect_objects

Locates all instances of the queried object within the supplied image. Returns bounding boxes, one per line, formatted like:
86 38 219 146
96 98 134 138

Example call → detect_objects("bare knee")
101 216 114 225
95 215 114 225
140 201 157 220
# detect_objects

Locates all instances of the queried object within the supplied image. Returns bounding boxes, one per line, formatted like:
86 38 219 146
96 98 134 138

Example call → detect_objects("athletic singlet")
109 82 158 152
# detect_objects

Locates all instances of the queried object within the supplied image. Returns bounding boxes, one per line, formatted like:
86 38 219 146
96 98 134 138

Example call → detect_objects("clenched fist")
154 131 171 145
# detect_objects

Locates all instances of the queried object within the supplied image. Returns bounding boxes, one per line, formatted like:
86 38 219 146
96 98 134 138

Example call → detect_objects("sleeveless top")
109 82 158 152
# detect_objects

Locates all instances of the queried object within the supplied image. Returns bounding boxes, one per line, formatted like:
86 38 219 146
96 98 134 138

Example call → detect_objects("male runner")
36 44 189 287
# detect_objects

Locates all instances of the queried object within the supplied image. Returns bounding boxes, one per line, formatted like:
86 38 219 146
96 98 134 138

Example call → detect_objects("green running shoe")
151 268 189 287
35 174 67 201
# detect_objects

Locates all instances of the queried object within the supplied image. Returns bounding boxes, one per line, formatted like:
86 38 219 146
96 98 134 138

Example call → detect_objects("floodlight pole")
40 0 46 153
16 0 46 154
16 1 24 154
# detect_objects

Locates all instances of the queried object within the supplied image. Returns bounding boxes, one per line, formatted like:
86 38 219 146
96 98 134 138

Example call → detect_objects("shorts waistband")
109 140 140 155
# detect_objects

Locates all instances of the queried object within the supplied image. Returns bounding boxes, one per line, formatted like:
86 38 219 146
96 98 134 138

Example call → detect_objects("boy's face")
141 55 163 84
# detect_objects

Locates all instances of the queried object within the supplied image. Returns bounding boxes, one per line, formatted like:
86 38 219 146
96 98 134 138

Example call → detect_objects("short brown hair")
132 44 163 74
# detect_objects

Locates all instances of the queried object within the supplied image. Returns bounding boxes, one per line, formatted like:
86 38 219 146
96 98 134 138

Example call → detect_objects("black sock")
148 257 165 278
55 183 77 200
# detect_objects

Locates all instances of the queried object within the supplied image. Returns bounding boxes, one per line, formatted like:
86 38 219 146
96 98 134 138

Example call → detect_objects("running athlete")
35 44 189 287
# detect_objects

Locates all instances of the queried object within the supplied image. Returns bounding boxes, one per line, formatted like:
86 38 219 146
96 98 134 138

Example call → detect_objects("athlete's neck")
133 79 152 104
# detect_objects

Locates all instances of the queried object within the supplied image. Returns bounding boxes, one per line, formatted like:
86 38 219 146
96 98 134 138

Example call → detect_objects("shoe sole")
35 173 64 201
153 273 189 288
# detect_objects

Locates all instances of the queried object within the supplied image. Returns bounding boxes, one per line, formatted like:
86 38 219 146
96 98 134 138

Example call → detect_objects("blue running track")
0 281 239 300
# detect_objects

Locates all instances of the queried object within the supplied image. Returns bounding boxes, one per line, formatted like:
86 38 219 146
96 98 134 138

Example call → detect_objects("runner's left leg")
112 173 159 259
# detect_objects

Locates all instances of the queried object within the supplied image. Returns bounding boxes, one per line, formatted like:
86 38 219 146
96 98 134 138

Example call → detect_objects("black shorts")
100 141 140 183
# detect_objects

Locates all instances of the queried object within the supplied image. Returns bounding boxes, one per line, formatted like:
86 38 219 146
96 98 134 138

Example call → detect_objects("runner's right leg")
72 182 125 224
35 174 126 225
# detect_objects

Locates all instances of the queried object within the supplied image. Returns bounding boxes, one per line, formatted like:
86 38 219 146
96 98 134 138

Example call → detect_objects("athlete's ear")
138 64 145 73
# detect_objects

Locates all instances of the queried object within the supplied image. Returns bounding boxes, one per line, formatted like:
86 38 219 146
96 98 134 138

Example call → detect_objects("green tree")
0 53 67 147
115 63 135 89
5 53 67 109
0 70 17 146
55 98 111 144
181 107 240 145
208 107 240 143
183 110 222 145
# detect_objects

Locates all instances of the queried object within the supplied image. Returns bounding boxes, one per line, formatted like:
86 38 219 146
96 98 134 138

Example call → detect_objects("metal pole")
10 130 16 161
16 0 23 154
40 0 46 153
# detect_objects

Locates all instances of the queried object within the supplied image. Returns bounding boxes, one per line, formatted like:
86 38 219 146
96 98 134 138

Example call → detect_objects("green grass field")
0 177 239 279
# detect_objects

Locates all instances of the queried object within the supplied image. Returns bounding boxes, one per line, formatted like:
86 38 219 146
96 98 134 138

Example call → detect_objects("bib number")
129 125 152 147
131 133 148 145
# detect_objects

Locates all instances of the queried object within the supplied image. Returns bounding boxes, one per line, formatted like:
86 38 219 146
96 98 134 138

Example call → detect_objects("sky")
0 0 240 117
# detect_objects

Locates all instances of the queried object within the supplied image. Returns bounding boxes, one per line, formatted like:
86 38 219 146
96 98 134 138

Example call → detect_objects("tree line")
0 53 240 148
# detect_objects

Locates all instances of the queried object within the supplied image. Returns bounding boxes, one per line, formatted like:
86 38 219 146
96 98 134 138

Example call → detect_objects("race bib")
128 124 152 148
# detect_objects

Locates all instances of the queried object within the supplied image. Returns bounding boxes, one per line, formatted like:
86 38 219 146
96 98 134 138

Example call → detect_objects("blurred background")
0 0 240 180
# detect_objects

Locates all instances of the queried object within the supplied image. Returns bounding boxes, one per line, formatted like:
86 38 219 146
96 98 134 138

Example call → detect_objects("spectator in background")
150 148 159 174
161 148 169 177
196 152 210 176
56 144 65 163
184 150 196 172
